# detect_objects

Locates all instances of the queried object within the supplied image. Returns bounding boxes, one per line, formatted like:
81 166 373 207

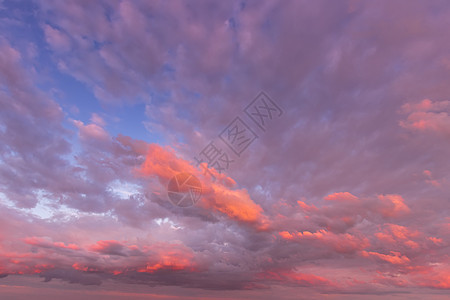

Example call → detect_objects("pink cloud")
416 269 450 289
73 120 110 141
400 99 450 135
324 192 359 203
90 113 106 127
361 250 411 265
24 237 80 251
43 24 71 53
0 1 450 298
375 224 420 249
258 270 334 287
138 143 269 229
377 194 410 218
89 240 128 256
423 170 441 187
278 230 370 254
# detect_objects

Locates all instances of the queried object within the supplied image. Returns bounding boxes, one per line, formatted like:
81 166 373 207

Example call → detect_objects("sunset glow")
0 1 449 299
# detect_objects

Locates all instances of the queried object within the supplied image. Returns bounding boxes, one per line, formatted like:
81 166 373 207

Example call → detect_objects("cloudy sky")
0 0 449 299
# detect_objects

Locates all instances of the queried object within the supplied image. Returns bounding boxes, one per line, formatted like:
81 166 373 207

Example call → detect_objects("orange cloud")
278 230 369 253
72 263 99 272
297 200 318 212
139 144 198 182
200 183 269 229
278 231 294 240
361 250 410 265
378 194 410 217
137 243 197 273
375 224 420 249
138 143 269 228
416 269 450 289
386 224 419 240
324 192 359 203
0 252 54 276
428 237 443 245
77 241 198 275
278 230 327 240
52 242 80 250
138 252 195 273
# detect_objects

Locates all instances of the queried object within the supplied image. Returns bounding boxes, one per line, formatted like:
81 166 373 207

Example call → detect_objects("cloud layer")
0 0 449 299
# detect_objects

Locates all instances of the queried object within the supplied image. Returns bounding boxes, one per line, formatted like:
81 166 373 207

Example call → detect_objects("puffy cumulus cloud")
36 0 238 105
139 143 198 183
1 120 444 293
290 193 411 236
73 119 110 141
374 224 419 250
0 37 272 289
201 183 269 229
271 191 449 292
0 40 68 208
0 206 204 285
377 194 411 218
1 232 200 286
0 37 151 215
138 143 269 229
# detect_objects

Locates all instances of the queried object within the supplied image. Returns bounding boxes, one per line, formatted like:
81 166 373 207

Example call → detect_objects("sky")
0 0 449 299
